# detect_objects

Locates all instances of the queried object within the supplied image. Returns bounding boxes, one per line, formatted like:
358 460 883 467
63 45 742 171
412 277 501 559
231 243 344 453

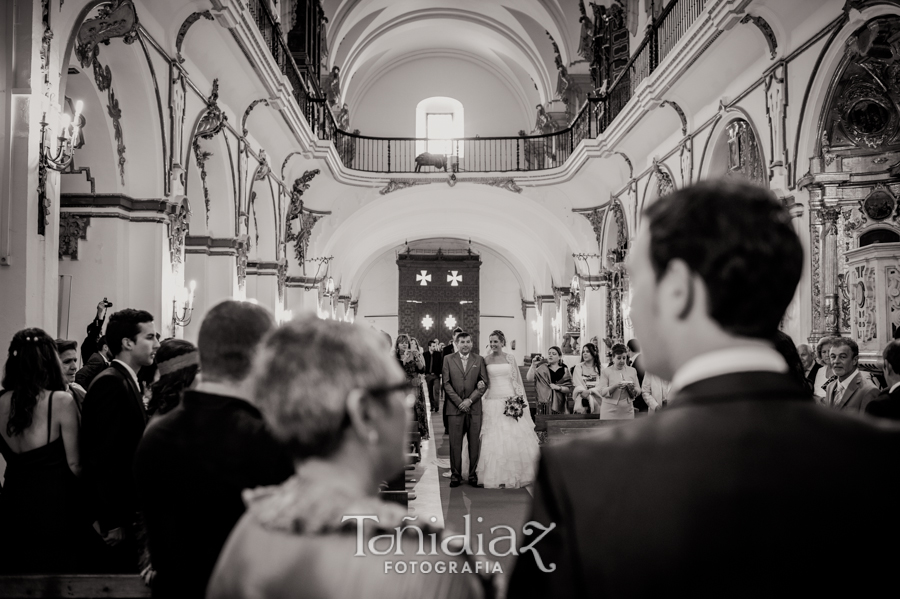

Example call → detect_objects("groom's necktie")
460 355 469 371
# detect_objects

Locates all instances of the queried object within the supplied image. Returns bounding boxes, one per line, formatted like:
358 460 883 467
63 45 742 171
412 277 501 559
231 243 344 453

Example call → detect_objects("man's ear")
658 258 696 321
345 388 373 442
121 336 134 352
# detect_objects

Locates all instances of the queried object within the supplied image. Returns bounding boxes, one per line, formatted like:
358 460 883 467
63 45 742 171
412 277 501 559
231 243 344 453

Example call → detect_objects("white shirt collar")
836 370 859 388
890 381 900 394
112 359 141 392
671 346 788 394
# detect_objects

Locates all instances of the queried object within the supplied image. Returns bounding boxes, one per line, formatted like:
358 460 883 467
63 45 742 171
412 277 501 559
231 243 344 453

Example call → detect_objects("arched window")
416 97 464 157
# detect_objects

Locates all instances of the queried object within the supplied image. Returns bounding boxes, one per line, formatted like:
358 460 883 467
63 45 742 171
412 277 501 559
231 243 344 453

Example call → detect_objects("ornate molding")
379 176 523 195
660 100 688 136
167 199 191 268
175 11 214 63
286 170 328 266
192 137 212 226
196 79 227 140
740 14 777 59
74 0 139 69
484 179 522 193
236 235 249 289
58 214 90 260
241 98 269 136
92 57 126 185
613 151 634 180
573 206 607 253
652 160 676 198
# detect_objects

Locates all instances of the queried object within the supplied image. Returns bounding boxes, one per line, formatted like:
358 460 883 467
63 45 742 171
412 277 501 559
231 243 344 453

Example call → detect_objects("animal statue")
414 152 448 172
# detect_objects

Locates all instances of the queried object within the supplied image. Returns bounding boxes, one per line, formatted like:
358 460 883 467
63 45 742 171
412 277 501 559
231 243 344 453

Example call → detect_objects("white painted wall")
350 57 531 137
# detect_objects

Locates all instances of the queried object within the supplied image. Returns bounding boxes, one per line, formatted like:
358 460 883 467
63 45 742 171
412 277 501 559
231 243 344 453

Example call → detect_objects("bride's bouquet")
503 396 527 420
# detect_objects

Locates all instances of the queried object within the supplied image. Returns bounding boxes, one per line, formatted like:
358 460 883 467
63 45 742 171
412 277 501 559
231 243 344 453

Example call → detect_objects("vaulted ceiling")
322 0 585 119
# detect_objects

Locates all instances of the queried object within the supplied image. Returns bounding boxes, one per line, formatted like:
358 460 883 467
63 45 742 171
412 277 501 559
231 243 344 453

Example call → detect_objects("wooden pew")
0 575 150 598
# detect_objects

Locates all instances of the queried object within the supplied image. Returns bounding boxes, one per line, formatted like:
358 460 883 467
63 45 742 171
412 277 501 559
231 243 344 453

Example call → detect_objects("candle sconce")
172 280 197 331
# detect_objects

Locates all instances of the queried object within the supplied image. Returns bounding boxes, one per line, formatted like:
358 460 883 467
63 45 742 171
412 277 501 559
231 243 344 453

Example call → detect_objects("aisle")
409 404 534 577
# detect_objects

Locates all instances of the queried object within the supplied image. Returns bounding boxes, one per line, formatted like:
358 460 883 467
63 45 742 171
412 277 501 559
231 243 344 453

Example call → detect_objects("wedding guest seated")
207 317 488 599
0 329 96 573
145 339 199 418
134 301 293 599
572 343 603 413
865 339 900 421
598 343 640 420
76 334 112 390
527 346 572 414
812 336 836 399
56 338 87 410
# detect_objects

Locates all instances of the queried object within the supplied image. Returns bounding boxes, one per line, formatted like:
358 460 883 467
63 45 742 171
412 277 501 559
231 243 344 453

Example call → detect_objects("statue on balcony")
414 152 448 172
336 103 350 130
577 0 593 61
327 65 341 107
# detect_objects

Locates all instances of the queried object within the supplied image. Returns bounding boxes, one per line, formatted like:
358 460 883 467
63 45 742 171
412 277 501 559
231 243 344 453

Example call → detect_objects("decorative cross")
422 315 434 330
445 315 457 330
447 271 462 286
416 270 432 286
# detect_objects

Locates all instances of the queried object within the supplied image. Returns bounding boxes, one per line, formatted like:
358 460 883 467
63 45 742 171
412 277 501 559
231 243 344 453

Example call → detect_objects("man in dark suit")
626 338 648 412
441 327 463 432
423 338 443 412
81 299 111 364
76 334 112 389
865 339 900 420
135 301 293 598
442 332 488 487
81 309 159 572
797 342 821 388
509 180 900 598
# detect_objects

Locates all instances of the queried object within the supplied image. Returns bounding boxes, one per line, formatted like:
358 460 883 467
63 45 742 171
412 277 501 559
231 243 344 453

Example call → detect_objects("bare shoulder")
56 391 78 413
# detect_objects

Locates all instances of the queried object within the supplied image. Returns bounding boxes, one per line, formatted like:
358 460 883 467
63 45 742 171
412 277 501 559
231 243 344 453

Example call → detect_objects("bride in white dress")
476 330 540 488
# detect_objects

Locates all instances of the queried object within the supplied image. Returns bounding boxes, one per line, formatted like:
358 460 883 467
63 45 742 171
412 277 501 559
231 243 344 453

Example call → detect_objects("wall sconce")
40 101 83 172
323 276 336 297
275 306 293 325
173 280 196 330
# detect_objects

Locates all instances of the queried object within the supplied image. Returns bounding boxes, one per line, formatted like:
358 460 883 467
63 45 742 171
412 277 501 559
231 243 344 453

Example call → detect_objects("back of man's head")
883 340 900 380
198 300 274 383
643 179 802 339
627 339 640 353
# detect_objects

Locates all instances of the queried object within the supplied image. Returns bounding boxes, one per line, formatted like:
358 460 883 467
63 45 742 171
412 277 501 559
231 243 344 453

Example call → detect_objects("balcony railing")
248 0 706 174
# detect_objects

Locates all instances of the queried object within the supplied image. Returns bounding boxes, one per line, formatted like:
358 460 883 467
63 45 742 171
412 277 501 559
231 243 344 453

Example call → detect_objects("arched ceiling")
323 0 582 113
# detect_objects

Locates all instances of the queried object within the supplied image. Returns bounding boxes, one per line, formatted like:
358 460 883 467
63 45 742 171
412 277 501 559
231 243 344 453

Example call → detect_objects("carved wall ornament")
725 119 766 186
192 138 212 226
196 79 227 140
680 141 693 186
167 199 191 268
740 14 778 59
577 0 593 61
241 98 269 136
660 100 687 136
379 177 522 195
90 56 126 185
843 206 866 235
277 258 288 302
547 31 569 102
74 0 139 69
765 62 788 169
485 179 522 193
573 206 607 252
611 199 628 251
888 264 900 339
236 235 250 289
652 160 676 198
176 11 214 63
863 185 897 221
58 214 90 260
286 170 326 265
380 180 431 195
253 150 270 181
170 68 187 182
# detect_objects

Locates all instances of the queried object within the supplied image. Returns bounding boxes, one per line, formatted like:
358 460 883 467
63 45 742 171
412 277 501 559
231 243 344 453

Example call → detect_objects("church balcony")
231 0 724 179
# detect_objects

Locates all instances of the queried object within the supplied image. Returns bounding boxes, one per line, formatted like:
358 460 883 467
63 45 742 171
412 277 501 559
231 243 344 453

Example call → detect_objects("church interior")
2 0 900 594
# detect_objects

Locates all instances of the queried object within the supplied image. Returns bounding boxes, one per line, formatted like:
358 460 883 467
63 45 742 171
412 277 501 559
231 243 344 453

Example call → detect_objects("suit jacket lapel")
836 374 861 409
111 361 147 424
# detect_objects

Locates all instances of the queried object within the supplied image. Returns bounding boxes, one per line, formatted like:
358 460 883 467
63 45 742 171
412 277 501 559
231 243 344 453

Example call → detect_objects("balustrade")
247 0 706 173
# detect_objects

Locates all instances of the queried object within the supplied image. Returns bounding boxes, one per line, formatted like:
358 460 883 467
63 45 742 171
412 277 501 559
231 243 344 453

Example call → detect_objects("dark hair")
198 300 274 382
581 342 600 366
97 335 107 349
830 337 859 358
55 339 78 355
394 334 411 359
489 330 506 346
611 343 628 356
643 180 802 339
883 340 900 375
626 339 640 353
3 329 67 436
456 332 472 342
548 346 563 357
772 330 811 395
148 339 199 417
106 309 155 356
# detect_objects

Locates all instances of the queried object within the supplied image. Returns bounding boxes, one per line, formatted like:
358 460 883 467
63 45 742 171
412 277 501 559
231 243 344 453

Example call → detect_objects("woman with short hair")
598 343 640 420
207 318 488 598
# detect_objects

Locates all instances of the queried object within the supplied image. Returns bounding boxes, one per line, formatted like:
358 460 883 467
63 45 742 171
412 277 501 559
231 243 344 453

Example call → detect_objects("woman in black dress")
394 334 428 440
0 328 96 573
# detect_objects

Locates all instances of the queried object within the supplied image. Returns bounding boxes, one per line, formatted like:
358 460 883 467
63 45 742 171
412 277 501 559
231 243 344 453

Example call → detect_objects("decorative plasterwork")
167 199 191 268
740 14 778 59
660 100 688 136
277 258 288 301
236 235 250 289
652 160 676 199
379 177 523 195
176 11 214 63
573 205 608 253
192 138 212 226
92 58 126 185
74 0 139 69
58 214 90 260
196 79 227 139
242 98 269 136
765 62 788 171
286 170 326 265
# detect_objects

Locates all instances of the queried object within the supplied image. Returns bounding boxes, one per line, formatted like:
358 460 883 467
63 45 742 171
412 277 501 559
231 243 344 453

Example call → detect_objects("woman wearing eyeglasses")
207 318 489 599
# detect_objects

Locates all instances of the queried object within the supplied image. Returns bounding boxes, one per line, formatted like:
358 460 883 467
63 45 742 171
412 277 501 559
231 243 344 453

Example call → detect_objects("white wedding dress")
475 355 540 488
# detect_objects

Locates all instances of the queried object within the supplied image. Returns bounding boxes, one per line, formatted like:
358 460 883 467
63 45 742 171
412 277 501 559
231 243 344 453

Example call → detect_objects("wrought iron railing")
248 0 706 174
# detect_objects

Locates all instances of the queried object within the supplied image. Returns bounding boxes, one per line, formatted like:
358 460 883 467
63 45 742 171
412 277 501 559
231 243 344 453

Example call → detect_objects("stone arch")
699 108 767 187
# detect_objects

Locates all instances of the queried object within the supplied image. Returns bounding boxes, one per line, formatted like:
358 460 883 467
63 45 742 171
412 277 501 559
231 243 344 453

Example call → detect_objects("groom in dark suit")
442 332 488 487
509 180 900 598
82 308 159 572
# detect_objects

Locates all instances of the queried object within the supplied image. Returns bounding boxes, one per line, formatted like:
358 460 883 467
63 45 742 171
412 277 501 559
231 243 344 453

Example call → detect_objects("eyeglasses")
365 380 418 408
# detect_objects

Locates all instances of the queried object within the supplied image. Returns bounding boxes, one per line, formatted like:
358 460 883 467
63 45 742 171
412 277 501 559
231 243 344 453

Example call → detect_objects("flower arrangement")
504 396 527 420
